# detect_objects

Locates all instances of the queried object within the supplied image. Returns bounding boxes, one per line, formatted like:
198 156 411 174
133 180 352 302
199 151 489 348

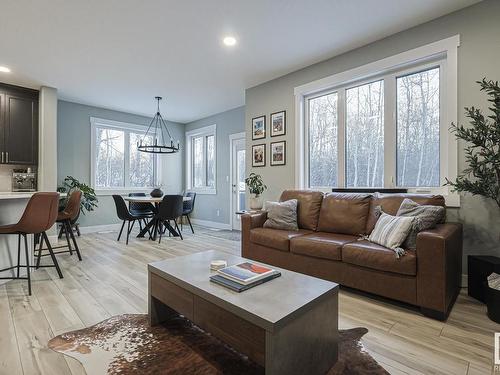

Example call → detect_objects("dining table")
123 195 191 241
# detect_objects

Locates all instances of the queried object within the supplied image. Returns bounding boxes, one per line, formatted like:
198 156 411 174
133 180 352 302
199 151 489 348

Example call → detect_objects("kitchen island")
0 193 37 285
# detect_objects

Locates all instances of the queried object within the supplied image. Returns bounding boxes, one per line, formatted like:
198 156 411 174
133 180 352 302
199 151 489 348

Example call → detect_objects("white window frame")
90 117 159 194
185 124 217 194
295 35 460 207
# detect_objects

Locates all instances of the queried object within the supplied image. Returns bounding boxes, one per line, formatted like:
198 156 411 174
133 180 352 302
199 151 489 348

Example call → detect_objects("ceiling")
0 0 480 123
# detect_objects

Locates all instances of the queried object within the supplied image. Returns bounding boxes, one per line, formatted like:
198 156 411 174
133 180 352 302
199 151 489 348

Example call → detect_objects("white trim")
94 188 153 196
90 117 159 190
229 132 246 230
461 274 468 288
295 35 460 206
190 218 231 230
79 223 122 234
185 124 217 195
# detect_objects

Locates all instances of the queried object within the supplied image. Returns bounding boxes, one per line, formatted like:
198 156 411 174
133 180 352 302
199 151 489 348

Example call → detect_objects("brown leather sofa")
241 190 463 320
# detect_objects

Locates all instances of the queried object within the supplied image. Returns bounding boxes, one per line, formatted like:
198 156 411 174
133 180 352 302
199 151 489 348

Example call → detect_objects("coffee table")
148 250 338 375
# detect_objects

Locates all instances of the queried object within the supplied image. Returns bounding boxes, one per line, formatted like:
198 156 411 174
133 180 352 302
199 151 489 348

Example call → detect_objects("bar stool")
0 192 63 295
52 190 83 260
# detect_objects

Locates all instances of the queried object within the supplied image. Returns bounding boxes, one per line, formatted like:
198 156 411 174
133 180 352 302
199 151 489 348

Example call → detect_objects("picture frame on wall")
270 141 286 166
252 144 266 167
270 111 286 137
252 115 266 140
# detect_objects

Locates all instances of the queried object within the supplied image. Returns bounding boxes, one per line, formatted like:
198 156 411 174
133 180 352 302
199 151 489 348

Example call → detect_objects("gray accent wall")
245 0 500 269
57 100 184 227
184 106 245 226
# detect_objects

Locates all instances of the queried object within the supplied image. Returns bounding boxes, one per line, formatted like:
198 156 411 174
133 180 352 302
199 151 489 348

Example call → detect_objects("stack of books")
210 261 281 292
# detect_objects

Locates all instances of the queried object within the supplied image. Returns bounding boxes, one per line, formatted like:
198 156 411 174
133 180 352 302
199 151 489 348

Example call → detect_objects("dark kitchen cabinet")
0 83 39 165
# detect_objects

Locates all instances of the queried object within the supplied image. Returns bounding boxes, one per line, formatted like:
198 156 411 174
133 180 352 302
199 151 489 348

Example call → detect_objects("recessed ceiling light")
0 66 11 73
223 36 237 47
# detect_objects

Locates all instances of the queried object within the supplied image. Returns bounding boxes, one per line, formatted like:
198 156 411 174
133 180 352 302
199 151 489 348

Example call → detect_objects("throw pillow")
368 212 414 258
396 198 445 250
263 199 299 231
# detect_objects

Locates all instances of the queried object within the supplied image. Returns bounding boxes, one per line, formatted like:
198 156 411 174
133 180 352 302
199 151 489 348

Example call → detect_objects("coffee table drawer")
193 295 266 366
150 273 194 320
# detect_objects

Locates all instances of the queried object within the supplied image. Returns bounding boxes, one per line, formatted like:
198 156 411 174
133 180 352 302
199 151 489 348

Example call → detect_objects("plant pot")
249 194 263 210
150 188 163 198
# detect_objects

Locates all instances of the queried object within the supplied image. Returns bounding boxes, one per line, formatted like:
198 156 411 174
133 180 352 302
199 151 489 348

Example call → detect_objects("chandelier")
137 96 179 154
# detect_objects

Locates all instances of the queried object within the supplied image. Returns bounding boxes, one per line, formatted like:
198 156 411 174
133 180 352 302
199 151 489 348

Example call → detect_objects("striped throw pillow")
368 212 414 258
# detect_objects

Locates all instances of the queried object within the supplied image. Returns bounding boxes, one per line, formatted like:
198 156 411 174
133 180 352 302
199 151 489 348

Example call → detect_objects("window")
397 68 440 187
308 92 338 188
297 35 459 205
91 118 157 190
186 124 216 194
346 80 384 187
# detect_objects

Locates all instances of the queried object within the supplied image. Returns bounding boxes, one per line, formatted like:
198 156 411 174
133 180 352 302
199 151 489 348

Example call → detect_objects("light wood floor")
0 226 498 375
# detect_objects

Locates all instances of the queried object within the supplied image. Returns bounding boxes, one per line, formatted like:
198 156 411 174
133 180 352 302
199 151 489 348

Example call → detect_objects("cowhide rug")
48 314 388 375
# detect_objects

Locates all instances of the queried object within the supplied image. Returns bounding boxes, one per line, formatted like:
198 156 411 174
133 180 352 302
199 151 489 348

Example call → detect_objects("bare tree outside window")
397 68 440 187
206 135 215 188
130 133 155 187
346 80 384 187
308 92 338 188
95 128 125 188
193 136 204 188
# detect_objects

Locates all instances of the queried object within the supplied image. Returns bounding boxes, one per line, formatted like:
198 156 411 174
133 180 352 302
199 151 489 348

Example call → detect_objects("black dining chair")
181 192 196 234
156 195 184 243
128 192 156 232
112 195 152 245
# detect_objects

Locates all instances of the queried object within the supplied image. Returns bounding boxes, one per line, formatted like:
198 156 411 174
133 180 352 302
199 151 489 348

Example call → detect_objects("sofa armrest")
241 211 267 230
241 212 267 258
416 223 463 318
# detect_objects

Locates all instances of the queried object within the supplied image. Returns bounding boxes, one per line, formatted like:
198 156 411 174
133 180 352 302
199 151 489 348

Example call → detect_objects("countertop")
0 192 37 200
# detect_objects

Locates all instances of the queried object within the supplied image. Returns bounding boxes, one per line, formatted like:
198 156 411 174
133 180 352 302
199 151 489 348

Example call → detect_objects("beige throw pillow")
368 212 414 258
263 199 299 231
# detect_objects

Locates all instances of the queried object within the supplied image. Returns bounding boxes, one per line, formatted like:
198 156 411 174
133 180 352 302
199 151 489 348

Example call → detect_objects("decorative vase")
150 188 163 198
249 194 263 210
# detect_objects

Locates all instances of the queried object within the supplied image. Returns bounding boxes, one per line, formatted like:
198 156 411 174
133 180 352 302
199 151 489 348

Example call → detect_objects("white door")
230 134 246 230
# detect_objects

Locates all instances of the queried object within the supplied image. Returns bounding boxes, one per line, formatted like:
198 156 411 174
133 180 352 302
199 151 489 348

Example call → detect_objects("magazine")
217 262 275 285
210 271 281 292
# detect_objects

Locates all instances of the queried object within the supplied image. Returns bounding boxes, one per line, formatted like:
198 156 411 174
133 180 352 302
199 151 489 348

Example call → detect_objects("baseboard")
79 223 122 234
190 218 231 230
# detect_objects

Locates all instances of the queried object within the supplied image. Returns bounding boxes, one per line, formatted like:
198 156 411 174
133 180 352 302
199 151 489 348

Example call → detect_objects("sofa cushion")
342 240 417 276
250 227 311 252
317 193 371 235
280 190 323 231
366 193 445 234
290 232 358 261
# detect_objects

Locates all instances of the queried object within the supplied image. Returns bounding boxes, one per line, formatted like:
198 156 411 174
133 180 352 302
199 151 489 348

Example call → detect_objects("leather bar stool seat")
51 190 82 260
0 192 63 295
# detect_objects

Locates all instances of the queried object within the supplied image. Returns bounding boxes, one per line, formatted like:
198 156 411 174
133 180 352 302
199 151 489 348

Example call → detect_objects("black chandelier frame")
137 96 180 154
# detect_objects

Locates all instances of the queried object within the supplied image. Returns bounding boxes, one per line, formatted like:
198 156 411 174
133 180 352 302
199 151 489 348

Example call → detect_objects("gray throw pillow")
396 198 445 250
263 199 299 231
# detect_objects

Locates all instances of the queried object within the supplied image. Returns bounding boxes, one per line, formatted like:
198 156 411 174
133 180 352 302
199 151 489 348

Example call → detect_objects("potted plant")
245 172 267 210
445 78 500 322
445 78 500 207
57 176 99 234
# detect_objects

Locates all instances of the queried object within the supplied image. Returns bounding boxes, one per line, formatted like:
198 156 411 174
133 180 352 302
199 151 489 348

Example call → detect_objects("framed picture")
252 144 266 167
270 141 286 166
252 115 266 140
270 111 286 137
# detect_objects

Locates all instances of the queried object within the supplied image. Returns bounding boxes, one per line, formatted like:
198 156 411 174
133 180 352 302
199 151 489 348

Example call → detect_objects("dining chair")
128 192 156 232
156 195 184 243
0 192 62 295
181 192 196 234
113 195 152 245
